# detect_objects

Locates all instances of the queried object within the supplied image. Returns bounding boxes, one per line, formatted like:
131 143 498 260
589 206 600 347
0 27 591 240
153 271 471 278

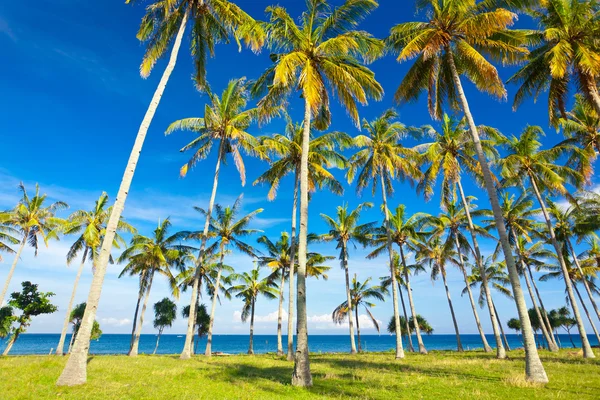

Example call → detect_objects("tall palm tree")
229 265 278 355
118 218 192 356
348 109 422 359
332 275 384 352
197 197 262 356
499 126 595 358
56 193 134 355
320 202 375 354
1 183 66 304
253 0 383 386
416 114 506 357
388 0 549 382
0 219 19 263
508 0 600 123
56 2 263 385
254 120 350 359
166 78 264 360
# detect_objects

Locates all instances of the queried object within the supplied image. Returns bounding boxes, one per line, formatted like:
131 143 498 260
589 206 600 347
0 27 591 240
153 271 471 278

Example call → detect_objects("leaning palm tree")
348 109 422 359
0 219 19 263
499 126 595 358
389 0 549 382
196 197 262 356
320 202 374 354
252 0 383 386
508 0 600 123
166 78 265 360
56 2 264 385
229 265 278 355
56 193 134 355
1 183 66 304
254 120 350 359
332 275 384 352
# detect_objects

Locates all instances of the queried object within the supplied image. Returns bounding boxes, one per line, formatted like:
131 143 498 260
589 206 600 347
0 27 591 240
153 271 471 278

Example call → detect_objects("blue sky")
0 0 597 339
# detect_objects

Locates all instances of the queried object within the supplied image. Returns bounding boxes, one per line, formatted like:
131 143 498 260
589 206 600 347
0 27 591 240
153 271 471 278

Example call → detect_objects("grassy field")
1 350 599 399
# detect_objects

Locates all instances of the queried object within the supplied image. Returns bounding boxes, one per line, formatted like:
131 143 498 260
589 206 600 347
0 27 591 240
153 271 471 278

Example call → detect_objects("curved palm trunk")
291 98 312 387
454 234 491 352
153 327 164 355
528 177 595 358
205 247 225 356
397 281 414 352
342 245 357 354
527 263 555 344
573 283 600 344
566 328 576 347
582 72 600 116
492 301 510 351
566 238 600 323
1 237 27 305
447 50 548 382
276 270 285 356
440 267 463 352
287 172 299 361
399 246 427 354
56 10 189 386
130 270 154 357
56 248 89 355
248 298 255 355
2 329 21 356
380 173 404 359
128 272 147 353
456 181 505 358
355 307 362 352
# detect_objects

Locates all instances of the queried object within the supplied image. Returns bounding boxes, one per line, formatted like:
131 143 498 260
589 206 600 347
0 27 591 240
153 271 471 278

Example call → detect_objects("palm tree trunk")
555 330 562 348
526 263 556 344
287 171 299 361
380 172 404 359
453 234 491 352
56 248 89 355
342 245 357 354
399 246 427 354
566 238 600 323
355 307 362 353
582 71 600 116
205 247 225 357
2 330 20 356
130 270 154 357
528 176 595 358
291 97 312 388
67 329 77 354
447 49 548 382
56 10 190 386
456 180 505 358
397 281 414 352
249 298 255 355
492 301 510 351
0 237 27 305
276 270 285 356
566 328 576 347
128 273 146 353
183 139 225 360
573 283 600 345
153 327 163 355
441 267 463 352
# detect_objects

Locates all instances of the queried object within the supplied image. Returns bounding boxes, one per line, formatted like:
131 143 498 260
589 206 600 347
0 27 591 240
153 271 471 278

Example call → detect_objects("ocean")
1 333 596 355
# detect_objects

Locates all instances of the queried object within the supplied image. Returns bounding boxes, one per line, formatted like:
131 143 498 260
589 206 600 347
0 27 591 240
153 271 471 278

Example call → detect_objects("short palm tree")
1 183 66 304
332 275 384 352
56 193 134 355
166 78 264 359
152 297 177 355
252 0 383 386
321 202 375 354
499 126 595 358
348 109 422 359
229 265 278 355
388 0 548 382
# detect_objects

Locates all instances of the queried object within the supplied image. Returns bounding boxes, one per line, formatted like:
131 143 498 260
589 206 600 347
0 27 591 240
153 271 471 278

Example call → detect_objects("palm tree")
152 297 177 355
197 197 262 356
1 183 66 304
388 314 434 338
415 235 463 351
389 0 549 382
229 265 278 355
369 205 428 354
332 275 384 352
508 0 600 123
0 219 19 263
320 202 375 354
118 218 192 356
348 109 422 359
416 114 506 357
56 2 264 385
67 303 102 353
56 193 134 355
499 126 595 358
254 120 350 359
253 0 383 386
166 78 264 360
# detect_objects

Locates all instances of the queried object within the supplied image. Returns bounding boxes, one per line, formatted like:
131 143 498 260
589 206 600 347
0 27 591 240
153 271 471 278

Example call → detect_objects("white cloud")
100 317 131 327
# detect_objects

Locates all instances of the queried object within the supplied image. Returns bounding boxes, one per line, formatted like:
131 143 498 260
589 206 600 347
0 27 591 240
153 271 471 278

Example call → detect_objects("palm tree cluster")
1 0 600 389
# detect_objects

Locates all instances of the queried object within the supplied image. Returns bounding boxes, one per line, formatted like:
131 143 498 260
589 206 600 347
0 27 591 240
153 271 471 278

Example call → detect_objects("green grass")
1 350 599 399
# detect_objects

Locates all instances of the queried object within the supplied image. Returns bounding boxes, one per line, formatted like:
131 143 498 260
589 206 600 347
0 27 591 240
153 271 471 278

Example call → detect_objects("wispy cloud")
0 17 17 42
